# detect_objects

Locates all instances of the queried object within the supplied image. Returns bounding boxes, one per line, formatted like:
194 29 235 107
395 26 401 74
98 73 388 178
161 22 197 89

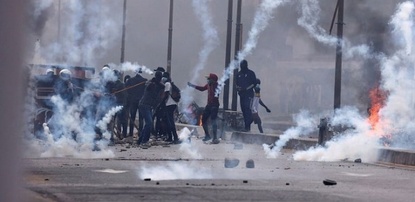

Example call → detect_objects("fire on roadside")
367 85 390 144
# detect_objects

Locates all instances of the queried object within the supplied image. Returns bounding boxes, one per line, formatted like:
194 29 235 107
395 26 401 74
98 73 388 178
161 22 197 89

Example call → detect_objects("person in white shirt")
160 72 180 144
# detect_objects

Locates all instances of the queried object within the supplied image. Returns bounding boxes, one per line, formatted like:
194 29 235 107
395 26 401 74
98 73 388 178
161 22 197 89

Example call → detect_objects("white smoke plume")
181 0 219 116
33 0 53 20
297 0 378 60
96 106 123 140
297 0 337 46
293 107 380 162
138 162 212 181
29 94 116 158
216 0 288 96
178 127 203 159
291 1 415 162
390 1 414 55
33 0 121 66
263 110 319 158
117 61 154 75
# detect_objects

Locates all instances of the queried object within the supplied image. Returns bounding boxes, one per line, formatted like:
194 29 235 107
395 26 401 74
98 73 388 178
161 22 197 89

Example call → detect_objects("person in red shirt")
188 73 220 144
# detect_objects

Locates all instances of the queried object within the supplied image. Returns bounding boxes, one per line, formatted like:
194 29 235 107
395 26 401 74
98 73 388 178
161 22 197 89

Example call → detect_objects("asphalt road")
24 137 415 202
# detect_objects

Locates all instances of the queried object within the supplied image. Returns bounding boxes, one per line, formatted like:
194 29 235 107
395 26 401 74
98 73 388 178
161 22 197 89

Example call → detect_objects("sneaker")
240 128 250 132
211 139 220 144
140 143 151 149
202 136 212 142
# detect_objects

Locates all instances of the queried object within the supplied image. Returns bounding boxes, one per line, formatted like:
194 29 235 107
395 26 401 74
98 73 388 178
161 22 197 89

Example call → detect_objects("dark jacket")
125 74 147 103
236 69 256 97
112 79 127 105
195 82 220 107
139 78 165 109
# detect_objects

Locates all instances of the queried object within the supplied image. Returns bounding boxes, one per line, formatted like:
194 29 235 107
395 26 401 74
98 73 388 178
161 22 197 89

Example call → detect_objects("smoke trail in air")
96 106 123 140
297 0 378 60
181 0 219 117
297 0 337 46
216 0 288 96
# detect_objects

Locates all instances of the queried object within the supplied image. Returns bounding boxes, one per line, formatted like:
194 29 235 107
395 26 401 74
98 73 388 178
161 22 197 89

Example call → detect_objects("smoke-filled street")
2 0 415 201
24 137 415 202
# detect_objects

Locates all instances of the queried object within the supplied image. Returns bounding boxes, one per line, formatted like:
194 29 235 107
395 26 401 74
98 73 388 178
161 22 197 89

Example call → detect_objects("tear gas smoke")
216 0 288 96
29 94 117 158
138 162 212 181
286 1 415 162
293 107 379 162
96 106 123 140
390 1 414 55
114 61 154 75
297 0 337 46
178 127 203 159
27 0 130 161
33 0 53 19
263 110 318 158
100 68 118 83
297 0 378 60
181 0 219 116
33 0 120 66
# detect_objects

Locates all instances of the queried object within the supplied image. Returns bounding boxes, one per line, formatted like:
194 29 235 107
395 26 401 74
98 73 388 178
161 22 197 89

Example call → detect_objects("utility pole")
334 0 344 110
223 0 233 110
58 0 61 43
231 0 242 111
120 0 127 63
167 0 174 74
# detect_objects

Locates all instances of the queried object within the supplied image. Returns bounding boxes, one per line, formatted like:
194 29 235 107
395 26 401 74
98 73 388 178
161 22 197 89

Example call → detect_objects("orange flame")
368 86 387 131
198 115 203 126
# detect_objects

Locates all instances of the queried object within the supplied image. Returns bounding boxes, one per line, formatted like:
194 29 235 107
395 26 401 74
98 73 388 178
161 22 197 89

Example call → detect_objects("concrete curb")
378 148 415 166
230 132 317 150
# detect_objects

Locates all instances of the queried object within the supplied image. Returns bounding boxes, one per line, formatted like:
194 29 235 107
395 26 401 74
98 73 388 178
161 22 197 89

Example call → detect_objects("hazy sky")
29 0 406 116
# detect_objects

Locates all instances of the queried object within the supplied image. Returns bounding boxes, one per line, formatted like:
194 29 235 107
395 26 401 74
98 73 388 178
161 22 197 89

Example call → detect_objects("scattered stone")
286 183 290 186
246 159 255 168
354 158 362 163
75 164 80 166
44 178 49 181
243 180 248 183
144 178 151 181
120 149 127 152
105 158 109 161
126 146 131 149
224 158 240 168
284 167 290 170
156 182 160 185
211 183 215 186
234 143 243 150
323 179 337 186
186 183 189 185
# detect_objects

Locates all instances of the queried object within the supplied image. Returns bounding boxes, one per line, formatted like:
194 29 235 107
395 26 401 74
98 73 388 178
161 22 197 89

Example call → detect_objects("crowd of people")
35 59 271 149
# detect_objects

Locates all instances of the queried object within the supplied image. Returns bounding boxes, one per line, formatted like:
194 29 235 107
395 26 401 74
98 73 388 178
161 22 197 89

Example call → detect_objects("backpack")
170 82 181 102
